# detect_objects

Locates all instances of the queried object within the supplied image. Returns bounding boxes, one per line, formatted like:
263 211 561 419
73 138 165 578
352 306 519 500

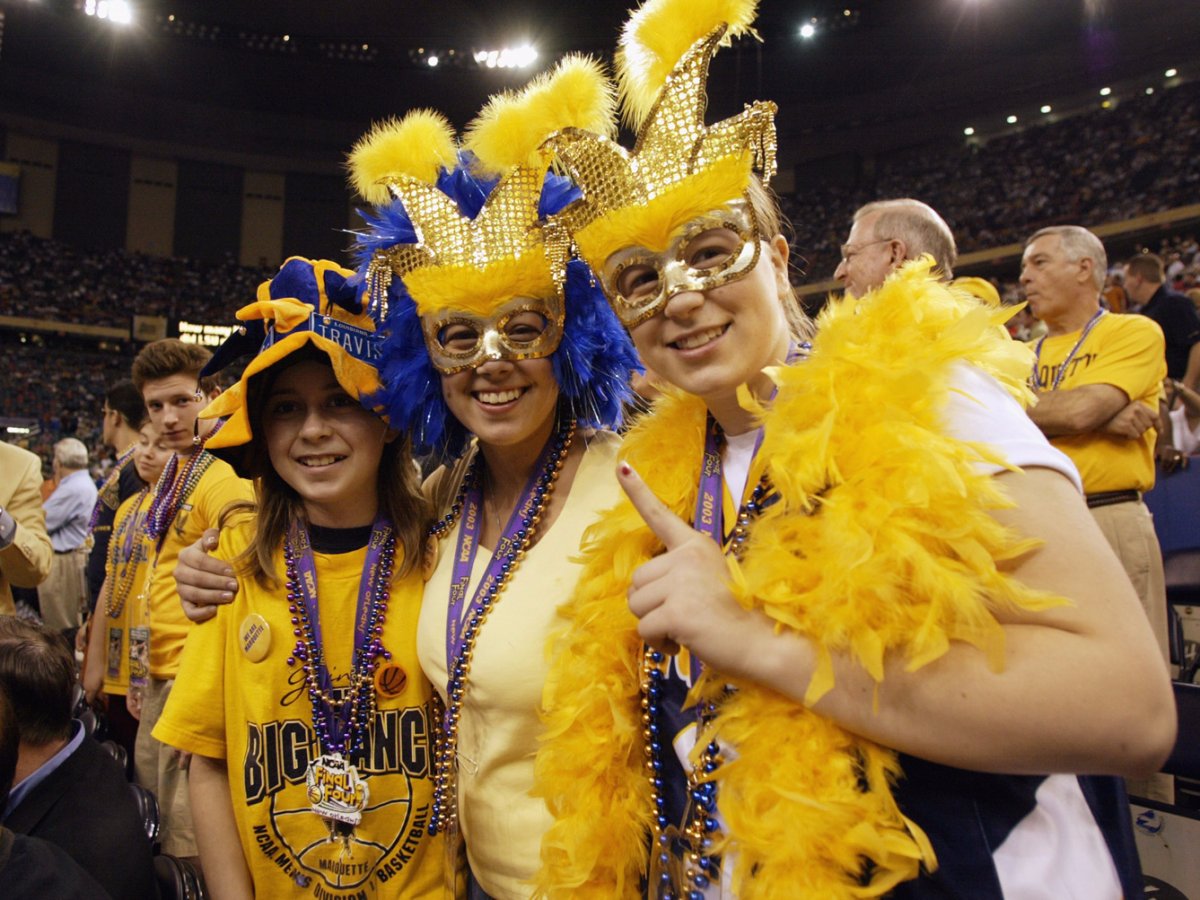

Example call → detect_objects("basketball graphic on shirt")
241 701 434 894
269 775 414 891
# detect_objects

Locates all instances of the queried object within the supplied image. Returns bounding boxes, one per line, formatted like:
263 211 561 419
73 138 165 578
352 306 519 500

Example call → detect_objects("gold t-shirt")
155 519 442 899
1034 313 1165 493
144 454 253 679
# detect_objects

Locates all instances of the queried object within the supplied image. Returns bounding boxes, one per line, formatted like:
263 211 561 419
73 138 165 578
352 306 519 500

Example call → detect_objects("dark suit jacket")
6 736 158 900
0 825 112 899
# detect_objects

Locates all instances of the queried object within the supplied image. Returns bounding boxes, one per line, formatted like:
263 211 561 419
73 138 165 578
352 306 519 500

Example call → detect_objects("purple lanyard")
444 437 559 676
120 489 150 562
289 516 392 748
687 343 805 675
692 415 768 546
693 341 806 542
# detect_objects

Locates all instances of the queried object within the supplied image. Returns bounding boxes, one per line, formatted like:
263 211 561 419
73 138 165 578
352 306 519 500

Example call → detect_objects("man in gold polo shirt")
130 339 253 867
1022 225 1168 654
1022 225 1172 802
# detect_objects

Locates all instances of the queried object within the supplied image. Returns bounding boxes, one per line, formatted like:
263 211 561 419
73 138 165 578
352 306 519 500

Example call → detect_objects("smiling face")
261 359 391 528
616 225 792 415
141 373 215 454
133 421 171 485
440 342 561 459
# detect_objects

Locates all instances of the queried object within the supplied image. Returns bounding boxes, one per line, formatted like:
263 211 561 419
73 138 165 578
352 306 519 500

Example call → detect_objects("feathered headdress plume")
465 55 617 175
349 55 618 318
618 0 759 129
545 0 776 275
347 110 458 206
349 55 639 460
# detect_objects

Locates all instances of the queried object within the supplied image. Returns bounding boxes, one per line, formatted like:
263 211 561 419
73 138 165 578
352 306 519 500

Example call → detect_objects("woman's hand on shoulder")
175 528 237 622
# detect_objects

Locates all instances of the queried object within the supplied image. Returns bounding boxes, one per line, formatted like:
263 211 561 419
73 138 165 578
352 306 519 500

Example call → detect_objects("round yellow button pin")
239 613 271 662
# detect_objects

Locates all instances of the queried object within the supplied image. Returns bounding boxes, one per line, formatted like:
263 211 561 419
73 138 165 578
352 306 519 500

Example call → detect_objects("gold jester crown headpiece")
347 56 616 373
548 0 777 301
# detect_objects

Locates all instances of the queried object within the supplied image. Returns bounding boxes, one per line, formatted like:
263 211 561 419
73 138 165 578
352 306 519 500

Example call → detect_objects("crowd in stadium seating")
786 79 1200 281
0 229 272 330
2 80 1200 475
0 335 129 471
0 81 1197 332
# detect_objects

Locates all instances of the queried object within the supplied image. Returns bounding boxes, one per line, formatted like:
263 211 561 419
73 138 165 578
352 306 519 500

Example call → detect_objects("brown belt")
1085 490 1141 509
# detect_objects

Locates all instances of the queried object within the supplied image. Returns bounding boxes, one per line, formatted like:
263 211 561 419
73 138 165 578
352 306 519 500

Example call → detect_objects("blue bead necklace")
643 419 773 898
284 518 396 759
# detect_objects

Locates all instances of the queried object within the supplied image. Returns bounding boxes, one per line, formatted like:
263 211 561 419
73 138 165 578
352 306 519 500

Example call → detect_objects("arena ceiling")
2 0 1199 169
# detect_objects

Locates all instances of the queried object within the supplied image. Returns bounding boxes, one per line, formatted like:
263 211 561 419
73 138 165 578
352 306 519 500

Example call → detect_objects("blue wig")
356 160 640 462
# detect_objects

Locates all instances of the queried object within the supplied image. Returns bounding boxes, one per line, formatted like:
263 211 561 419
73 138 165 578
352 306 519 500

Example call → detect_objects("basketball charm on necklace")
285 516 396 847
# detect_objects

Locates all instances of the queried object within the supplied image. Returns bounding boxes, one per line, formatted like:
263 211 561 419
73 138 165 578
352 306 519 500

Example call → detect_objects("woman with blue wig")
170 57 639 899
344 57 639 898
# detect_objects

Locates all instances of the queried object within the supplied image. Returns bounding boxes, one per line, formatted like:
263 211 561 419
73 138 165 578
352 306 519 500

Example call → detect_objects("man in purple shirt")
36 439 97 631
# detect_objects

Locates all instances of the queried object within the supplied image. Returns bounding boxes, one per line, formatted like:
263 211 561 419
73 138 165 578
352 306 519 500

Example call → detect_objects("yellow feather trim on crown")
618 0 759 130
534 261 1064 898
464 55 616 176
346 110 458 205
573 152 752 271
403 251 556 318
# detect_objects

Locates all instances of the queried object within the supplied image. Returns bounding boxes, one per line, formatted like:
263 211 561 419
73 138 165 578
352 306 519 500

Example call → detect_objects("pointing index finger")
618 461 698 550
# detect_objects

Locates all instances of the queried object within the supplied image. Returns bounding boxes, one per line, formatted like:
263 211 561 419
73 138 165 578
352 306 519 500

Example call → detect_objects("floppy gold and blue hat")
200 256 386 477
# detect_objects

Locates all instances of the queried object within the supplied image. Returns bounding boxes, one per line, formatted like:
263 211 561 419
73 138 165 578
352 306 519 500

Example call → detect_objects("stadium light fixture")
1165 68 1177 78
428 55 439 67
1040 105 1051 114
799 22 816 39
1005 114 1017 124
1145 87 1154 95
963 126 975 136
84 0 133 25
1098 86 1111 96
473 45 538 69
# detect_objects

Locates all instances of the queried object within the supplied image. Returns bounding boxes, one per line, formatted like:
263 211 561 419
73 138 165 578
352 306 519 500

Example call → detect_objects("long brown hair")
745 177 816 342
221 349 430 586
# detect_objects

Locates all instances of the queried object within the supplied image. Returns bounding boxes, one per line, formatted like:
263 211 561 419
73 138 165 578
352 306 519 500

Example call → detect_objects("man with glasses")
833 198 957 297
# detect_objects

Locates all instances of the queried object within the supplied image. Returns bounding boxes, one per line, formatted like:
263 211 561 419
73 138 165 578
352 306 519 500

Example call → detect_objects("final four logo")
306 753 370 827
243 702 433 895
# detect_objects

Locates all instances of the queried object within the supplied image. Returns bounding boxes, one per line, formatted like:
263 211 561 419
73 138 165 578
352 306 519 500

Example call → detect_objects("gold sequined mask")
421 294 565 375
599 199 760 328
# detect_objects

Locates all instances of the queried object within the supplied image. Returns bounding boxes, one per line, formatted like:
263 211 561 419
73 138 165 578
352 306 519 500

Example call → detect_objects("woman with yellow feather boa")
532 0 1175 898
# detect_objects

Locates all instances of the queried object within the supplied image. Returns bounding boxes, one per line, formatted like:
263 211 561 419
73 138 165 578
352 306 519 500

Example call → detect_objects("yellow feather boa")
533 262 1065 898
